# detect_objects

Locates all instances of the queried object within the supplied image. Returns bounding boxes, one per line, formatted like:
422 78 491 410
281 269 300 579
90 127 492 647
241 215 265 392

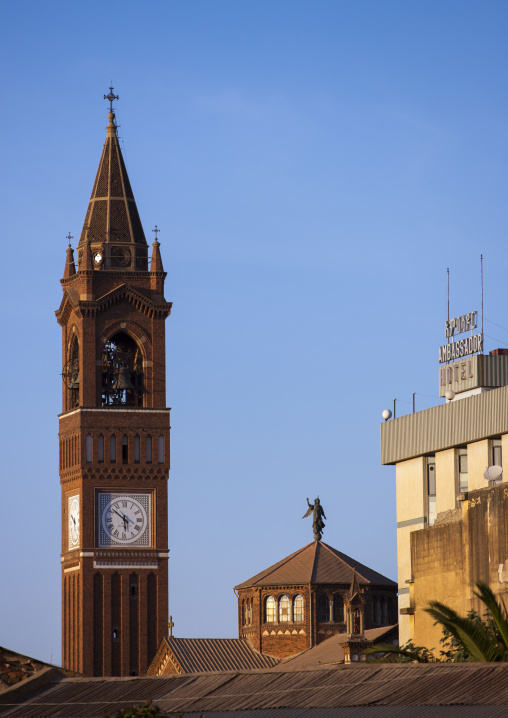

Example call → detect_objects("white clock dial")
98 493 151 547
93 252 102 264
68 495 80 549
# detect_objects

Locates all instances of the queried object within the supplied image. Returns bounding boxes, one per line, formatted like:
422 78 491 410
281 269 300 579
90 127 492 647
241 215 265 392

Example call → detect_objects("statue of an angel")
302 497 326 541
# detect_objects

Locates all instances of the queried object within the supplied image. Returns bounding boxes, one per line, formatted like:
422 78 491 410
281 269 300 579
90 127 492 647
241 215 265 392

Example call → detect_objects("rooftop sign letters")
439 311 483 364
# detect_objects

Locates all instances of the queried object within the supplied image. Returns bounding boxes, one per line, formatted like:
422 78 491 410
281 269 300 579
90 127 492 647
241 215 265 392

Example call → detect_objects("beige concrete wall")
396 457 425 646
435 448 456 514
467 439 489 492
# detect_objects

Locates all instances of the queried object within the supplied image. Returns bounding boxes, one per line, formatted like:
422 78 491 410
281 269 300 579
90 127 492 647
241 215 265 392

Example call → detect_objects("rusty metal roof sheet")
158 637 280 674
236 541 396 589
4 662 508 716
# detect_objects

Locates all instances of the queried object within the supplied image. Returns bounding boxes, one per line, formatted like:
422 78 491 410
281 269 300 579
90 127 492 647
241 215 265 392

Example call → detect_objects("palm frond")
426 600 508 662
474 582 508 651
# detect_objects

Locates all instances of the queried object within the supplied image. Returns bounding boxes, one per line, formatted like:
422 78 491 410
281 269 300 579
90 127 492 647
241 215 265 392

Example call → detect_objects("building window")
244 599 252 626
293 595 304 622
427 457 437 526
493 439 502 467
458 448 468 493
318 595 329 622
98 434 104 463
279 595 290 622
146 435 152 463
158 435 164 464
134 435 140 463
86 434 92 463
122 434 128 464
333 595 344 622
265 596 276 623
110 434 116 463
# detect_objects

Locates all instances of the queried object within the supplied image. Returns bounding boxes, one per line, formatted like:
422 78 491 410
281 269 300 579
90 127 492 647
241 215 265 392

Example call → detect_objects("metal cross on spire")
66 232 73 248
104 86 119 113
153 225 160 240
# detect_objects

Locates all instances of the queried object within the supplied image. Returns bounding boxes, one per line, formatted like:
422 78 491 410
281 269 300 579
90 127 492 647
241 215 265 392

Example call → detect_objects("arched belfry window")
146 435 152 463
158 435 164 464
279 595 290 622
134 435 140 463
265 596 276 623
101 333 143 407
63 335 80 409
294 595 304 622
122 435 128 464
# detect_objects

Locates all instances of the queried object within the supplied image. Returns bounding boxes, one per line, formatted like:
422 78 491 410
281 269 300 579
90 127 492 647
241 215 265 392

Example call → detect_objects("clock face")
93 252 102 265
98 493 151 547
68 495 80 550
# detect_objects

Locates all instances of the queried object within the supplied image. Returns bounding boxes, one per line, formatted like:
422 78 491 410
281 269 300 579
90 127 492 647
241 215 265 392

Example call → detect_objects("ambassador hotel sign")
439 311 483 364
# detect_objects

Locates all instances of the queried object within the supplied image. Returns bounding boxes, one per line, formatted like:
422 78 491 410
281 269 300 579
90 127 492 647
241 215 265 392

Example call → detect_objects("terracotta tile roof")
148 637 280 675
235 541 396 589
270 625 399 671
4 663 508 716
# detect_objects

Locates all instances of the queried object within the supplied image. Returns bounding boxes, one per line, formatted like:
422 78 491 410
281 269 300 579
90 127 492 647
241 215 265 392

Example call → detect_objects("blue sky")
2 0 508 663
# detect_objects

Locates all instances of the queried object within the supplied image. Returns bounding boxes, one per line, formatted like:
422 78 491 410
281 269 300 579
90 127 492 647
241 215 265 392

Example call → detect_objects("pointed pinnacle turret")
150 226 164 273
63 233 76 279
349 569 361 600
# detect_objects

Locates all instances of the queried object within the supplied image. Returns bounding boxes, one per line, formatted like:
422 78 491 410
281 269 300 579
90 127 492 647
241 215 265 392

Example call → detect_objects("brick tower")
56 89 172 677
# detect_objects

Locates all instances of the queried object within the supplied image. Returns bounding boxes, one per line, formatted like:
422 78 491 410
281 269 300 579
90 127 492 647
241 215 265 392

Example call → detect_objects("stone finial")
63 245 76 279
150 232 164 274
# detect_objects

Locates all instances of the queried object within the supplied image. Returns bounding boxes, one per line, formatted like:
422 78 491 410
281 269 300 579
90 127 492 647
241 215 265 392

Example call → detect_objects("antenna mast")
481 254 484 353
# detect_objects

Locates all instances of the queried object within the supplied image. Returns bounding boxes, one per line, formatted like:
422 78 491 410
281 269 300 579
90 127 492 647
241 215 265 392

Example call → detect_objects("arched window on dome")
293 595 304 622
333 595 344 622
279 595 290 622
265 596 276 623
318 594 329 622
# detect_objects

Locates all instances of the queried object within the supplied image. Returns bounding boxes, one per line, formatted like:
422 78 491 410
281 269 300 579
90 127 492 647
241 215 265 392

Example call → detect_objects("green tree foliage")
366 581 508 663
105 701 165 718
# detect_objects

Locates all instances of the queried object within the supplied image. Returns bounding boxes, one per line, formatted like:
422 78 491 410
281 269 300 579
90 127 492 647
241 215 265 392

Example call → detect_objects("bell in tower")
56 88 172 677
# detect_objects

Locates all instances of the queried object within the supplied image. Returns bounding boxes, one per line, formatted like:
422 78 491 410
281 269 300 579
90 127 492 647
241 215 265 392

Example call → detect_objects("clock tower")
56 90 172 677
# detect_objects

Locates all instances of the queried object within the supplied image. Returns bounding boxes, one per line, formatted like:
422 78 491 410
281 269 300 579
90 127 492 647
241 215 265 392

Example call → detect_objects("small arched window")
86 434 93 463
98 434 104 463
279 595 290 622
247 599 252 625
265 596 276 623
333 595 344 622
134 435 140 463
158 435 164 464
293 595 304 622
318 595 329 622
122 434 128 464
146 435 152 464
110 434 116 463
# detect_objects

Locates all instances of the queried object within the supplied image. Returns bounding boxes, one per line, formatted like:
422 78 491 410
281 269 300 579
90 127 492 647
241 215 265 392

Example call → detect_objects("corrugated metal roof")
160 637 280 673
236 542 396 590
381 384 508 465
4 662 508 716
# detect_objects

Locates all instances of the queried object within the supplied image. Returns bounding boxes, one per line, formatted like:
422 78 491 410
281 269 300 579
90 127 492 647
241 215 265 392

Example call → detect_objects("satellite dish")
484 465 503 483
382 409 392 421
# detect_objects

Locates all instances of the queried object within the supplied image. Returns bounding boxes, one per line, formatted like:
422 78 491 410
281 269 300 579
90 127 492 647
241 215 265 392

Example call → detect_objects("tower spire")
78 87 148 270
